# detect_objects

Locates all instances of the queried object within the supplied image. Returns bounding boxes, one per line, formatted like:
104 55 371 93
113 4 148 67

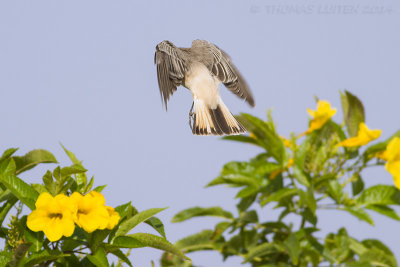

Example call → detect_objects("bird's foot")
189 102 194 130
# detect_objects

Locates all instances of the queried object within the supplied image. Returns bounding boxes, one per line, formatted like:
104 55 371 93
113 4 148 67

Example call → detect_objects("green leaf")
366 205 400 221
0 158 16 176
351 173 364 196
341 206 374 225
327 180 344 204
0 197 18 226
60 164 87 177
31 184 47 194
283 233 300 265
243 243 281 263
235 186 259 199
13 149 57 175
145 216 166 238
0 251 12 267
108 248 133 267
236 113 286 163
340 90 365 137
260 188 297 206
20 250 65 267
84 176 94 194
113 207 167 238
7 242 32 267
348 237 368 255
89 229 111 253
0 189 14 203
222 135 263 148
114 202 132 219
292 166 311 187
175 230 215 253
172 207 233 223
359 239 397 267
87 246 109 267
238 210 258 224
93 185 107 193
357 185 400 206
112 233 189 260
0 148 18 164
24 228 44 253
60 143 81 164
0 165 38 210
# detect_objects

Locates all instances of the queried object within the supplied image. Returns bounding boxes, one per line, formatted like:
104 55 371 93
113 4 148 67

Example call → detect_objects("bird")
154 39 255 136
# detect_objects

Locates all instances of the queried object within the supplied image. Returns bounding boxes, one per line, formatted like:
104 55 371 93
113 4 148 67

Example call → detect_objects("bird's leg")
189 101 194 130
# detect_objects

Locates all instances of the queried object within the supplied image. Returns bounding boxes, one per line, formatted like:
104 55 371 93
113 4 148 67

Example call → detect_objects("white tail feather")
192 97 246 136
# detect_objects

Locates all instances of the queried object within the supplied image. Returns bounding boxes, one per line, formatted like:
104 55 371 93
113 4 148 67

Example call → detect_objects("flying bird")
154 40 255 135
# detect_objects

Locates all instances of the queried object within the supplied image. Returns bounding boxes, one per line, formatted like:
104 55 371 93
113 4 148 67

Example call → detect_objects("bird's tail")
192 97 246 136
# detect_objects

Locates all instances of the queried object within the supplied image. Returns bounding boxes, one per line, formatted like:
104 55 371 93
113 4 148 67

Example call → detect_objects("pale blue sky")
0 0 399 266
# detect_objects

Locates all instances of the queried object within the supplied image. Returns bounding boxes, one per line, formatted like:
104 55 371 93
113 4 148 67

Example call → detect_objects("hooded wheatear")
154 40 255 135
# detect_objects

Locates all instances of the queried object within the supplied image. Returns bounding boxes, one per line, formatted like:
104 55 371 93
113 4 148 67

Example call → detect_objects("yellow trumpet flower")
337 123 381 147
302 100 336 135
27 193 77 242
384 137 400 189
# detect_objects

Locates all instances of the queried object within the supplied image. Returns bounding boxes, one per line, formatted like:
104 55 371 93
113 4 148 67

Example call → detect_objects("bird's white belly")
184 63 220 109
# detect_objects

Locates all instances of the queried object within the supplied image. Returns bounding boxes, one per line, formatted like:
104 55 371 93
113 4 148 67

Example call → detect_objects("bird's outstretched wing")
193 40 255 107
154 41 187 110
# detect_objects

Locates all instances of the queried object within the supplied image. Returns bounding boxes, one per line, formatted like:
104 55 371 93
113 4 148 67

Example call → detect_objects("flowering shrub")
161 91 400 266
0 146 187 266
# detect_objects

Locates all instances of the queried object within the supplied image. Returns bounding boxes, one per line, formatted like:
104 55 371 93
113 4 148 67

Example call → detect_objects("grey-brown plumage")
154 40 255 136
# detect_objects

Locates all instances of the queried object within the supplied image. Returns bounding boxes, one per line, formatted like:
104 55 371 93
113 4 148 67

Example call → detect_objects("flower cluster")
303 100 399 188
27 191 120 242
381 137 400 188
303 100 337 135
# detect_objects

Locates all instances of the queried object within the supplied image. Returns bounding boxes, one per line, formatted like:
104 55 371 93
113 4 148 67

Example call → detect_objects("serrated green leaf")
351 173 364 196
175 230 215 253
348 237 368 255
357 185 400 206
60 143 81 164
108 248 133 267
13 149 57 175
366 204 400 221
113 207 166 239
0 148 18 165
113 233 189 260
0 158 16 176
87 246 109 267
114 202 132 220
260 188 297 206
0 197 18 226
8 242 32 267
236 113 286 163
327 180 344 204
172 207 233 223
0 189 15 203
0 170 38 210
21 251 65 267
60 164 87 177
243 243 281 263
341 90 365 137
84 176 94 194
93 185 107 193
341 206 374 225
24 229 44 253
0 251 12 267
145 216 166 238
31 184 47 194
235 186 259 199
283 233 300 265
